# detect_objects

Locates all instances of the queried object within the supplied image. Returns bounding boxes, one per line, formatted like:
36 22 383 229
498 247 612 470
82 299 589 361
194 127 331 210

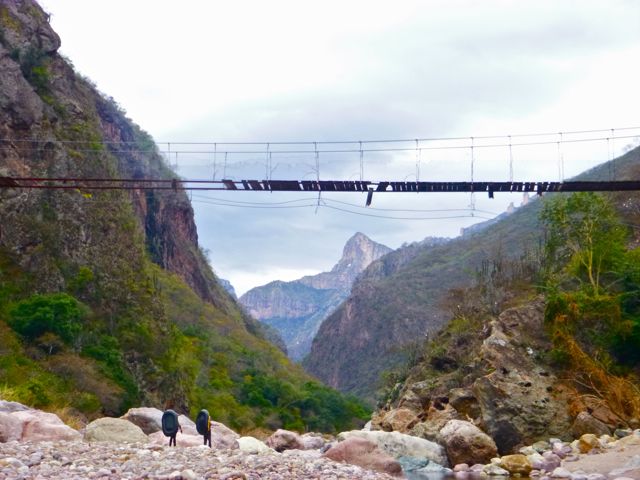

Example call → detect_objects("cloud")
42 0 640 292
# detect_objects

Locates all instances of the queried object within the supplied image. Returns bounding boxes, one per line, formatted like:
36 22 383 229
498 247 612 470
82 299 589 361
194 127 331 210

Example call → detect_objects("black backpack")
196 409 210 435
161 409 179 437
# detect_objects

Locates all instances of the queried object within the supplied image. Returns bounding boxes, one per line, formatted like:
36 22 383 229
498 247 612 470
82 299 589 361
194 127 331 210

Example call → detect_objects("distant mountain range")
240 233 392 361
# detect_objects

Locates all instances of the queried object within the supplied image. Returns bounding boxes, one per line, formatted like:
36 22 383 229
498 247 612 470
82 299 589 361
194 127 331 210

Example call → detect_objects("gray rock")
120 407 163 434
0 400 30 413
551 467 573 478
472 303 573 454
84 417 147 443
266 429 305 452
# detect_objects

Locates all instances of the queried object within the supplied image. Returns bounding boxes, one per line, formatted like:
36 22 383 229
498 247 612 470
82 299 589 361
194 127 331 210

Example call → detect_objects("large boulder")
379 407 420 433
1 409 80 442
324 436 403 477
121 407 163 434
572 411 611 437
338 430 448 466
210 421 240 449
238 436 273 454
409 404 459 443
439 419 497 466
84 417 147 443
301 433 326 450
266 429 304 452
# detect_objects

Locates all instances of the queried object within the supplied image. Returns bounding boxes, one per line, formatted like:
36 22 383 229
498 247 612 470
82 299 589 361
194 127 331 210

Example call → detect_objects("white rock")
238 436 273 454
551 467 573 478
338 429 447 466
181 469 197 480
483 464 510 476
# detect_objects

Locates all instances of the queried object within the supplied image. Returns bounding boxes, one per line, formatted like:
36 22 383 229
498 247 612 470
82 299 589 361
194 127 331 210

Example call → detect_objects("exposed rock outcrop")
374 298 575 457
240 233 391 360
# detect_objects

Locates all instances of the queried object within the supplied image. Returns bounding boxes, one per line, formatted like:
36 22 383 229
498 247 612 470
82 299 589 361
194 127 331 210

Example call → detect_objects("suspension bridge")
1 126 639 209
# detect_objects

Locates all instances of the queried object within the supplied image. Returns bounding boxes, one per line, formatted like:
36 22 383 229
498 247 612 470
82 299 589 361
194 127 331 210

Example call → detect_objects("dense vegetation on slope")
540 191 640 419
0 0 368 433
305 145 640 404
376 188 640 444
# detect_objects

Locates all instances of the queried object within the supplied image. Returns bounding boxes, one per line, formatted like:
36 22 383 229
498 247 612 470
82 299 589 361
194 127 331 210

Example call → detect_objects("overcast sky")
41 0 640 295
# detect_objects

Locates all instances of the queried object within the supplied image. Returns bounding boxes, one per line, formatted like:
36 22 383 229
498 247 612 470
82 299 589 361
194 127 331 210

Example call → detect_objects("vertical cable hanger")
359 141 364 182
557 132 564 181
167 142 171 171
508 135 514 183
470 137 475 214
212 143 217 181
611 128 616 179
223 152 228 179
314 142 321 213
265 143 270 180
415 139 421 183
607 136 612 180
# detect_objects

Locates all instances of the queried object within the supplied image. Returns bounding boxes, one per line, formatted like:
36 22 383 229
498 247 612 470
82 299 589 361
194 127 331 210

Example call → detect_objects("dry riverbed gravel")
0 440 397 480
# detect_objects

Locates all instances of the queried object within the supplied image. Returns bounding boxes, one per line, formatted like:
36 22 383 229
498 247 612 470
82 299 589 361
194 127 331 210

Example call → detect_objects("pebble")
0 441 397 479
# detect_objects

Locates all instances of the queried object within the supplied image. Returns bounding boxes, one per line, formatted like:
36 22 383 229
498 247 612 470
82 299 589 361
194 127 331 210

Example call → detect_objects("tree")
541 192 627 296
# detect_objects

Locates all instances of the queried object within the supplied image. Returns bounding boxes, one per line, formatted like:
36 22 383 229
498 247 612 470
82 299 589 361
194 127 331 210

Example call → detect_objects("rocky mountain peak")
240 233 392 360
301 233 392 291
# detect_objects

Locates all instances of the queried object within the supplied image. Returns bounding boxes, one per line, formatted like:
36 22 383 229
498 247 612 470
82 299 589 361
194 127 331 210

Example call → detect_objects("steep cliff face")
0 1 367 432
240 233 392 360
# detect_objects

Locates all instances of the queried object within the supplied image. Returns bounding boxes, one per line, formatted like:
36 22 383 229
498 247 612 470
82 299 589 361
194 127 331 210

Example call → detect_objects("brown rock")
410 404 459 443
449 388 481 421
324 436 403 477
440 419 498 466
265 429 305 452
572 411 611 438
500 454 532 475
380 407 419 433
578 433 600 453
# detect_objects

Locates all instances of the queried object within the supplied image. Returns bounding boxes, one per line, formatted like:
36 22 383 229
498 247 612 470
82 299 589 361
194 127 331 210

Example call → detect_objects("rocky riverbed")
0 440 396 480
3 401 640 479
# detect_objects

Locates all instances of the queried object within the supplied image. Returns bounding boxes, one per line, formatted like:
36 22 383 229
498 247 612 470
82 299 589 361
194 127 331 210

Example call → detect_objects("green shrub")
8 293 88 346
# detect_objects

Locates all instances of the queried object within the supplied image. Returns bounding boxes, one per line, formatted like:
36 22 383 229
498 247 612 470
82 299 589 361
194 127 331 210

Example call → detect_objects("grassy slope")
0 0 368 433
